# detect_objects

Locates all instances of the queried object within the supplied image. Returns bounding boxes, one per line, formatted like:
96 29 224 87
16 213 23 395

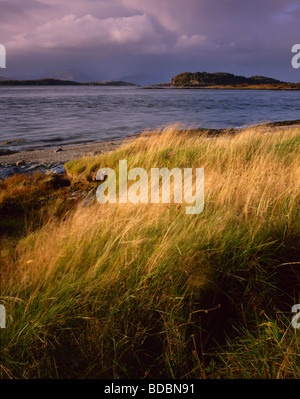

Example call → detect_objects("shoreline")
0 137 130 164
0 137 134 180
1 120 300 180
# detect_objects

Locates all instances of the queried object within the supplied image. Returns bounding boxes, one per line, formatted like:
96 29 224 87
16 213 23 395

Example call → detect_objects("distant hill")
169 72 299 89
0 78 80 86
43 69 136 86
43 69 91 83
0 78 136 87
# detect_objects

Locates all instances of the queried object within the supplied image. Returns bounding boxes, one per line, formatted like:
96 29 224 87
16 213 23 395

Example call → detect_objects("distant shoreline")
1 81 299 90
141 85 300 90
1 70 299 89
0 78 137 87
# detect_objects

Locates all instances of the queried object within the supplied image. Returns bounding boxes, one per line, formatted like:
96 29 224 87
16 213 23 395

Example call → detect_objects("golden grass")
1 124 299 378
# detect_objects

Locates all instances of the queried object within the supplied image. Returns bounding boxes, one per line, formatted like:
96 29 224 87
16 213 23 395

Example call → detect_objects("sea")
0 86 299 152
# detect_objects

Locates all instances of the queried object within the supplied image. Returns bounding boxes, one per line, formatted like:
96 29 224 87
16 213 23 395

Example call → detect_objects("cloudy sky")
1 0 300 83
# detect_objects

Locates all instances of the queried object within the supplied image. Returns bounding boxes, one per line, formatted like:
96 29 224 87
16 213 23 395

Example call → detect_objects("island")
145 72 300 89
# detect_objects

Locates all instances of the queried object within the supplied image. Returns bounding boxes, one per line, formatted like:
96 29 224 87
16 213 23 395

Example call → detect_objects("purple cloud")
1 0 299 83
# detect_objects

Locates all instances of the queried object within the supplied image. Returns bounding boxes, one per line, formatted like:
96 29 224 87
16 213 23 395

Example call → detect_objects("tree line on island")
158 71 300 89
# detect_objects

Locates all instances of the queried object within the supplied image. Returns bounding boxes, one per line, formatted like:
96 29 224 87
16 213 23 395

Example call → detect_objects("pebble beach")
0 137 130 180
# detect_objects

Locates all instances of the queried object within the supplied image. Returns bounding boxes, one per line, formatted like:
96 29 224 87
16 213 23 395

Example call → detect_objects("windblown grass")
1 124 299 378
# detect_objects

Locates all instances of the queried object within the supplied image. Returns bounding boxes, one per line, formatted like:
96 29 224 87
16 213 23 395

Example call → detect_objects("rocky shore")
1 120 300 181
0 138 129 180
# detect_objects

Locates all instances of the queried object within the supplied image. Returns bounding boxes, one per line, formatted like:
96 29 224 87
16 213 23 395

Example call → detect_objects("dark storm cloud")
0 0 299 83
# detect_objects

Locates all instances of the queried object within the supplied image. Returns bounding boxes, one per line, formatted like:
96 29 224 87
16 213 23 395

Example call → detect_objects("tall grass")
1 124 299 378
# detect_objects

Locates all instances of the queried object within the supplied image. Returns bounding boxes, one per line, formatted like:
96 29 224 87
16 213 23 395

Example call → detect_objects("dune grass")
0 124 299 379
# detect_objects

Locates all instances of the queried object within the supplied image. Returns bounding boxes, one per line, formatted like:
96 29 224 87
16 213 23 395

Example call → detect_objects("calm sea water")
0 86 299 152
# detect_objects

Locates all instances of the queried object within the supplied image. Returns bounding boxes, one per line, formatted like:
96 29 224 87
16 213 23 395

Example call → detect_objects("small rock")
54 148 63 153
16 160 26 166
25 164 40 171
0 167 16 180
50 165 66 174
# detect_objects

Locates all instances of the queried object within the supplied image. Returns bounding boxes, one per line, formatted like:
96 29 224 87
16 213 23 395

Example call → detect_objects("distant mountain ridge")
43 69 90 82
0 69 136 86
0 78 136 86
42 69 136 86
0 78 80 86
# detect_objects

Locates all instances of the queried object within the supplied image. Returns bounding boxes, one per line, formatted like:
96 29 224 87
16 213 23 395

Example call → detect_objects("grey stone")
25 164 40 171
0 167 16 180
50 165 65 174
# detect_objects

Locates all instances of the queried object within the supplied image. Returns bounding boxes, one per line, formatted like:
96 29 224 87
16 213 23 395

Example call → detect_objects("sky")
0 0 300 84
